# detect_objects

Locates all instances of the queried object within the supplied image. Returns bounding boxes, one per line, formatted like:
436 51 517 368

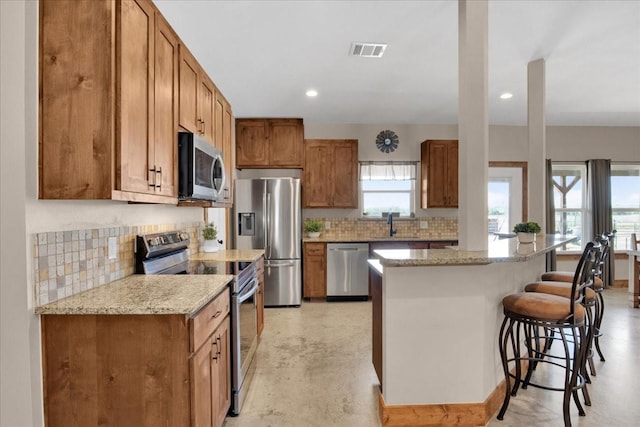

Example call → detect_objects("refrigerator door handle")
265 193 272 259
265 261 295 268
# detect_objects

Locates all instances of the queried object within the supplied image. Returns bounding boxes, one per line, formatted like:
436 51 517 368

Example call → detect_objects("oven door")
231 277 259 414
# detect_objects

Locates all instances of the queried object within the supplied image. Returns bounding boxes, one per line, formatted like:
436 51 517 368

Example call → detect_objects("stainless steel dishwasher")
326 243 369 301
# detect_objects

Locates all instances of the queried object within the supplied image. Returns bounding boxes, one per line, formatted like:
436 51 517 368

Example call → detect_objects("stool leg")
594 291 606 361
584 304 595 380
498 317 516 420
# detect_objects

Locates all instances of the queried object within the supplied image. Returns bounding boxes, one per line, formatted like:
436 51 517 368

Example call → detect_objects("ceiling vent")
350 42 387 58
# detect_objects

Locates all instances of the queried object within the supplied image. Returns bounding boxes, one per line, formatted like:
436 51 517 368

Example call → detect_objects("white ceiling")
154 0 640 126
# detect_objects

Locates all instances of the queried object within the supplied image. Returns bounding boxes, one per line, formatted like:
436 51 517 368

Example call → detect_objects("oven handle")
237 277 259 303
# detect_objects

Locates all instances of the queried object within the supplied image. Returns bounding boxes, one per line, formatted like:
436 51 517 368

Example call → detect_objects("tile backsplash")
306 217 458 240
33 222 201 306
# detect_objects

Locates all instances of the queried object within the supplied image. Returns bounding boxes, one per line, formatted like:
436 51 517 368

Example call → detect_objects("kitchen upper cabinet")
303 242 326 298
421 139 459 208
215 91 234 205
179 46 215 144
235 119 304 168
303 139 358 208
39 0 178 204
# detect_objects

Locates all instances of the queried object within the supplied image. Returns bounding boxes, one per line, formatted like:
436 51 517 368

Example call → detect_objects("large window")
611 164 640 250
360 162 416 218
552 164 586 252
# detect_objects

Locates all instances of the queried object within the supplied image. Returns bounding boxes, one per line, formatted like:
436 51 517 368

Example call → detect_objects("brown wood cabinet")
369 240 458 254
215 91 234 205
421 139 459 208
179 45 216 145
303 139 358 208
235 119 304 168
303 242 327 298
41 289 231 427
39 0 178 204
370 263 383 386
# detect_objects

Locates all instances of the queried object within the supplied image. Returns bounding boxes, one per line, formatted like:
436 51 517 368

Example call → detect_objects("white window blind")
359 161 417 181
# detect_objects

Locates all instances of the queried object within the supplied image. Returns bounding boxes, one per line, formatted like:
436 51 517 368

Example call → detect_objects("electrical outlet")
325 221 331 230
420 221 429 229
108 237 117 260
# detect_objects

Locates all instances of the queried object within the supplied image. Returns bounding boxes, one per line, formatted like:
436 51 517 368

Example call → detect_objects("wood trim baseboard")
379 361 528 426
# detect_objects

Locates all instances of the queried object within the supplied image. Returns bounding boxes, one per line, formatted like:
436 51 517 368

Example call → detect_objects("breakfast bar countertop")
374 234 577 267
35 274 233 316
189 249 265 262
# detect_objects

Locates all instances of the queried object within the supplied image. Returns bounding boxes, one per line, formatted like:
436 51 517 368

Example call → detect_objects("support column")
527 59 546 226
458 0 489 251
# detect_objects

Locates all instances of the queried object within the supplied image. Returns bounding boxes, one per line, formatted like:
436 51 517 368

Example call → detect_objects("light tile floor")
224 288 640 427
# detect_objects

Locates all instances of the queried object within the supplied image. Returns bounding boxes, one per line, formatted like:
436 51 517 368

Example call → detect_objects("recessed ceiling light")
500 92 513 100
306 89 318 97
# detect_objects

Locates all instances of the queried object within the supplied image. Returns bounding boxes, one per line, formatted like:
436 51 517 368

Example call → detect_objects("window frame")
552 163 587 253
611 163 640 251
359 162 417 219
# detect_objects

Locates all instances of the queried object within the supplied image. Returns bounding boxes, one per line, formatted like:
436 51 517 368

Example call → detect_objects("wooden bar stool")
497 242 598 427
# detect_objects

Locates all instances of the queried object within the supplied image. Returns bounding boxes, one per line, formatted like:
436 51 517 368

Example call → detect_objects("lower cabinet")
303 242 326 298
40 289 231 427
192 316 230 427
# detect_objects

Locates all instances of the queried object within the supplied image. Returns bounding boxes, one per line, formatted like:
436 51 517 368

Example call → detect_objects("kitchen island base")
372 236 572 426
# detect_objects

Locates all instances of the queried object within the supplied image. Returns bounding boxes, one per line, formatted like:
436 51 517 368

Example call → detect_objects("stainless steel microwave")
178 132 226 202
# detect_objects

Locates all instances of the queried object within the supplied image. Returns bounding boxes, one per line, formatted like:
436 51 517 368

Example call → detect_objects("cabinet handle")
211 310 222 319
216 336 221 357
148 166 157 188
212 337 218 361
155 166 162 190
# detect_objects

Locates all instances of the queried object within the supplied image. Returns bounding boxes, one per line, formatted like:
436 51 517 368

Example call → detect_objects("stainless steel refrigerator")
234 178 302 306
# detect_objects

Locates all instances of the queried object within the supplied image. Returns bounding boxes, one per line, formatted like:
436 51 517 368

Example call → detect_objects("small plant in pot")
202 222 219 252
304 219 322 238
513 221 541 243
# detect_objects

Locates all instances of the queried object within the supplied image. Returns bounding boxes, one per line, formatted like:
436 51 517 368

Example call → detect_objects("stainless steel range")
135 230 259 416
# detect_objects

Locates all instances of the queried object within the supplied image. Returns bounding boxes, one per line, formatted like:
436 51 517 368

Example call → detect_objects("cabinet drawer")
305 243 325 256
191 288 230 352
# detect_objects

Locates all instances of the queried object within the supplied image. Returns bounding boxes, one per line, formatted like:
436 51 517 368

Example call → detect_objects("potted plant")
304 219 322 238
513 221 541 243
202 222 219 252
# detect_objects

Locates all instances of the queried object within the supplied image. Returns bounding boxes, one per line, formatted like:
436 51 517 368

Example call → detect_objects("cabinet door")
269 119 304 167
422 140 458 208
236 120 269 167
213 317 231 427
446 142 459 207
179 46 199 134
200 76 215 144
153 14 179 197
303 141 332 207
191 338 214 427
303 243 326 298
118 0 154 194
332 140 358 208
40 0 115 199
221 98 234 203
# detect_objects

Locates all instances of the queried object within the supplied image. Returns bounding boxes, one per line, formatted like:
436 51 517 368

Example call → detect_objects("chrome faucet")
387 213 397 237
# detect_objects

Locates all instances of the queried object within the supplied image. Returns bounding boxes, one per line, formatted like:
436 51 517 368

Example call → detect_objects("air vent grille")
350 42 387 58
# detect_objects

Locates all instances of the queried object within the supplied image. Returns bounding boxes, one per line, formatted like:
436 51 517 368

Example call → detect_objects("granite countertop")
190 249 265 262
303 235 458 243
35 274 233 316
374 234 577 267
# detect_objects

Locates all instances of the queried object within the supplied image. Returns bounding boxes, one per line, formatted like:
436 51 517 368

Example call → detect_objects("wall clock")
375 130 399 153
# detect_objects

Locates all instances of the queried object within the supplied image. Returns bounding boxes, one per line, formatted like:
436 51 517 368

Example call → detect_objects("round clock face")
376 130 399 153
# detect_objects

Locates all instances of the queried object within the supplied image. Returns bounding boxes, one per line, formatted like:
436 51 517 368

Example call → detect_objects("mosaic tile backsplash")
33 222 202 306
305 217 458 240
